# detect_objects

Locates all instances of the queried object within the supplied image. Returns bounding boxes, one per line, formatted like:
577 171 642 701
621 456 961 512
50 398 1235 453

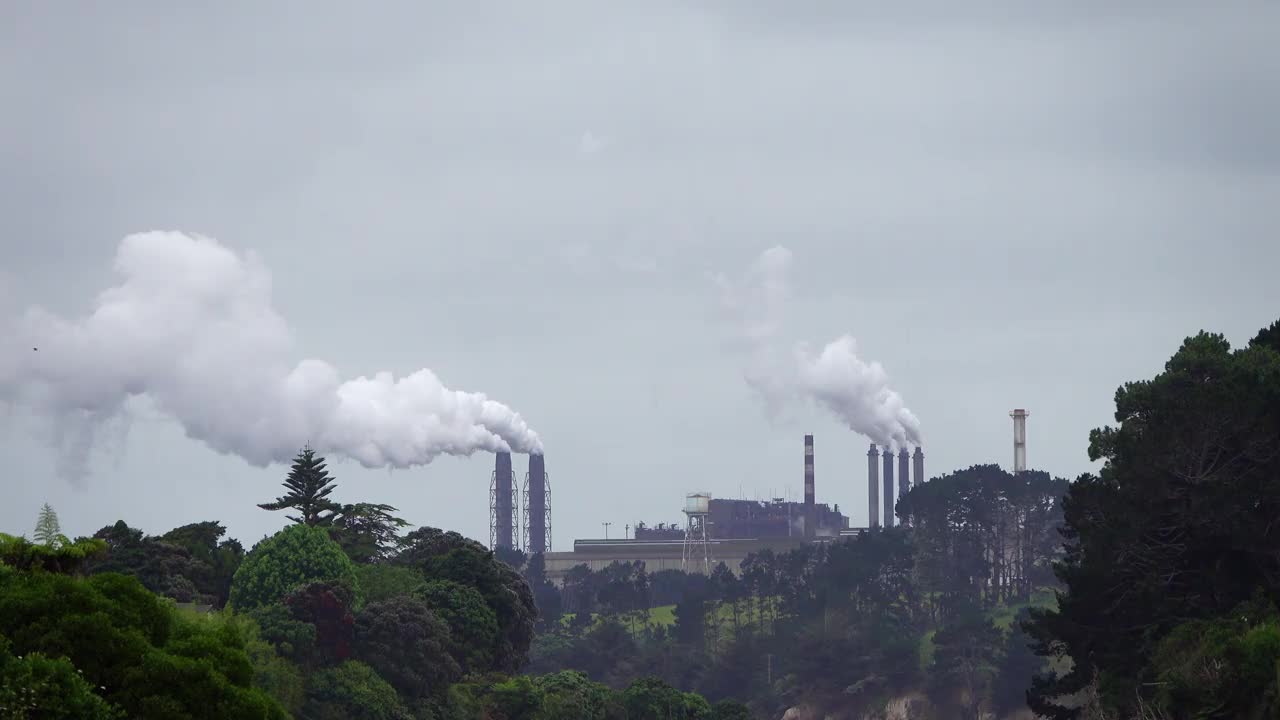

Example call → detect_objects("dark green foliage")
0 532 107 575
353 595 460 701
284 581 357 665
709 700 753 720
395 527 536 672
0 569 285 719
622 677 711 720
990 609 1044 716
415 579 499 673
1144 593 1280 718
494 545 528 571
246 603 317 664
87 521 220 604
355 563 425 604
0 635 122 719
303 660 414 720
229 523 360 611
524 553 563 630
898 464 1068 618
160 521 245 607
1025 323 1280 718
258 446 343 526
534 670 624 720
330 503 411 564
928 607 1002 720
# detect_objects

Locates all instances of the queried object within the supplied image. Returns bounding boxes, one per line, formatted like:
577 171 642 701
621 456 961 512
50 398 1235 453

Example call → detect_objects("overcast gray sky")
3 1 1278 550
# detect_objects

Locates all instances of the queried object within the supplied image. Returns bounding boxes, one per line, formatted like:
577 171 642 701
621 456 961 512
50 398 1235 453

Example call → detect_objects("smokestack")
898 447 910 502
1010 409 1030 473
491 452 516 550
804 434 815 537
867 443 880 528
882 448 895 527
913 446 924 488
525 453 549 554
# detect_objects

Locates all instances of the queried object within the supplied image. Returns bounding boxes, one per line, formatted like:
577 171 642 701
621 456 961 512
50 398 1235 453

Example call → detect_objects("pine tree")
258 445 342 526
33 503 62 547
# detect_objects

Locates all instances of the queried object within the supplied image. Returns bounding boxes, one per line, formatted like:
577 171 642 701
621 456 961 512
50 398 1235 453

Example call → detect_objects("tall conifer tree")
258 445 342 526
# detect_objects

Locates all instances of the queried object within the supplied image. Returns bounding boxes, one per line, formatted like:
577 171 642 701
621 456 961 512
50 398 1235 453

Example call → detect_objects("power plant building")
496 433 931 584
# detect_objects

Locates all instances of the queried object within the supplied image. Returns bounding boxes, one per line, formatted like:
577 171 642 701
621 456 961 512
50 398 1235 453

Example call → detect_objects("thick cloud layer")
717 247 922 448
0 232 542 482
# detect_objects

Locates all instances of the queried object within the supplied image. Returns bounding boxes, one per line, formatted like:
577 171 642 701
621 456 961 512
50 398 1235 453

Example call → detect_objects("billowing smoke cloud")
715 247 922 448
0 232 543 482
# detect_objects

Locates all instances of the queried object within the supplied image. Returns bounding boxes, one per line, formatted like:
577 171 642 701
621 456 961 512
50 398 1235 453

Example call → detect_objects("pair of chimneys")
866 444 924 528
491 452 551 554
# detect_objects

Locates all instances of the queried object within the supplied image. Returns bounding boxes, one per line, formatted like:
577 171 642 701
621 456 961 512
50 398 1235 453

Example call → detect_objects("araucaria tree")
259 446 343 526
33 503 62 548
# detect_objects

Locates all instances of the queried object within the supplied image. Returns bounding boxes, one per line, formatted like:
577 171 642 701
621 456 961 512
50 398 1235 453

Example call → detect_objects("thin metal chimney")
1010 409 1030 473
490 452 516 550
867 443 880 528
804 434 815 537
523 454 551 554
882 447 895 527
913 446 925 488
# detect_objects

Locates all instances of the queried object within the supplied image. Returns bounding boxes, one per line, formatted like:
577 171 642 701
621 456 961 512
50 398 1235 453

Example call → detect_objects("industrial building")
500 412 1040 584
536 433 927 583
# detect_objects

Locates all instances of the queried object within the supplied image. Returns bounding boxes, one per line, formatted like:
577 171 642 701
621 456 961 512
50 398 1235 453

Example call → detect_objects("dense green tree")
32 503 63 548
258 446 343 526
330 503 410 564
708 700 753 720
395 527 536 672
0 635 122 719
494 545 528 571
353 595 459 701
0 569 285 719
87 521 218 604
355 563 425 604
245 603 317 664
229 523 360 611
1143 592 1280 718
525 553 564 630
929 607 1002 720
1025 322 1280 718
284 580 357 665
534 670 623 720
622 677 711 720
0 533 106 575
160 521 245 606
303 660 413 720
415 579 500 673
990 608 1043 716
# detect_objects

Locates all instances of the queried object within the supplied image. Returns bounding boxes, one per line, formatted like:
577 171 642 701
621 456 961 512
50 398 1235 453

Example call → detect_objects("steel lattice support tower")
522 454 552 554
489 452 518 551
1010 409 1030 473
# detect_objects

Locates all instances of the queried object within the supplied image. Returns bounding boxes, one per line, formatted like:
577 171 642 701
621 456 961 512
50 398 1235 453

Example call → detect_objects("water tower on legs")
682 492 713 575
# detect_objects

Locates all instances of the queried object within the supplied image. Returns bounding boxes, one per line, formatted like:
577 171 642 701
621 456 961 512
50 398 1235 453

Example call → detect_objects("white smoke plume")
715 246 922 449
1 231 543 482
